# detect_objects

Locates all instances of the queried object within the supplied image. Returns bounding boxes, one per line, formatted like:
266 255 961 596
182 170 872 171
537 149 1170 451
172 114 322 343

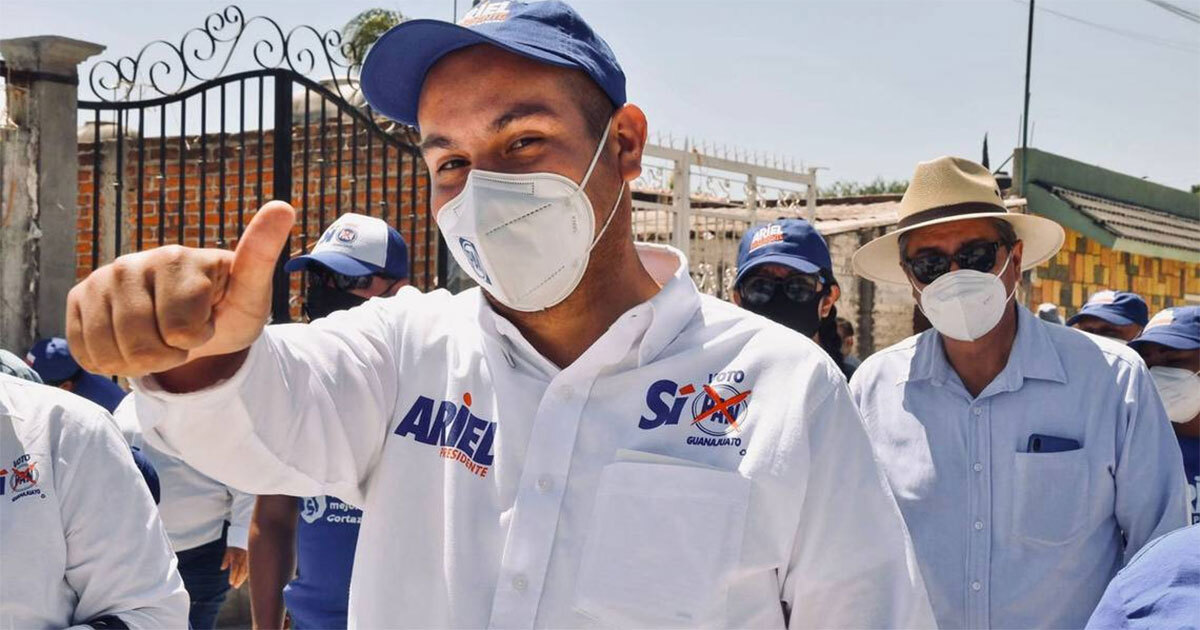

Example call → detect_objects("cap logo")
335 226 359 244
460 1 512 26
1145 309 1175 331
749 224 784 252
1087 290 1117 306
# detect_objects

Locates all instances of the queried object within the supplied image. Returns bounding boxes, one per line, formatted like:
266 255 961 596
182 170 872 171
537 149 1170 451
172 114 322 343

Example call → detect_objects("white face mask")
912 251 1016 342
1149 366 1200 424
436 119 623 312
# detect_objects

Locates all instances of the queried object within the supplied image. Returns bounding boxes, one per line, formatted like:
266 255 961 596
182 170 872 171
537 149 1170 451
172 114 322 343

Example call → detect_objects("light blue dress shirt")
850 305 1187 630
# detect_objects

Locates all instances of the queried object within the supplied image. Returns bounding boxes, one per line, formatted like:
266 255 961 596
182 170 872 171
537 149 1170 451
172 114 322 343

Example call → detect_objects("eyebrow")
418 102 558 153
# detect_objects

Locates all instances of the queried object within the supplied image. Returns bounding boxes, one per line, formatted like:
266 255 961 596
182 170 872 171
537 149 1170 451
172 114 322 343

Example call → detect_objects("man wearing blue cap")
1067 290 1150 342
26 337 127 412
251 212 409 630
1130 306 1200 524
733 220 854 378
283 211 411 320
67 2 934 627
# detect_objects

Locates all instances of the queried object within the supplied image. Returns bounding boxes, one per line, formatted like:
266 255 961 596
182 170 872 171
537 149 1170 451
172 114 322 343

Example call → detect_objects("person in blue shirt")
1085 524 1200 629
1129 306 1200 525
1067 290 1150 342
849 156 1186 629
249 213 409 629
26 337 127 412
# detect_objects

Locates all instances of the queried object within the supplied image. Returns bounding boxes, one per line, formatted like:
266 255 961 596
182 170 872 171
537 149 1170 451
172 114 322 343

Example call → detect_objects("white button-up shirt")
0 374 188 629
133 243 935 629
113 397 255 551
850 305 1187 629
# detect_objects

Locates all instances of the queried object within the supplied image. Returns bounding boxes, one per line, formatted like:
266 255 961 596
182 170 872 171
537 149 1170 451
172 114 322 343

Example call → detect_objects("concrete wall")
0 36 104 350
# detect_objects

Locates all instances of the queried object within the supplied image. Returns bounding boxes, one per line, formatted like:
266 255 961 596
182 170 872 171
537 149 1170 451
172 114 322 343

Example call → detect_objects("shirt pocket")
1011 449 1090 545
573 461 751 628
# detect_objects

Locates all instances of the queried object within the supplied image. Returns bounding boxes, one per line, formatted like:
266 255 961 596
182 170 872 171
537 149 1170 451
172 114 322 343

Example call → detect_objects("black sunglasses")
903 240 1007 285
308 268 374 292
738 273 823 307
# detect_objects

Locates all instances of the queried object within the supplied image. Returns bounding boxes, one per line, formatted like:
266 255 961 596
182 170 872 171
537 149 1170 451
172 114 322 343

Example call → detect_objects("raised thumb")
227 200 295 303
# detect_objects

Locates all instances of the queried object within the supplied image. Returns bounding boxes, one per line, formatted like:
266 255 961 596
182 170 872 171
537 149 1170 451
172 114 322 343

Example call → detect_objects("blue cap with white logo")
285 213 409 279
360 0 626 126
1128 306 1200 351
26 337 82 384
735 219 835 286
1066 290 1149 328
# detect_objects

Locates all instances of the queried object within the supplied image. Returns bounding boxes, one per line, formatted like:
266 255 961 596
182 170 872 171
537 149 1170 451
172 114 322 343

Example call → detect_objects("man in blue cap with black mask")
66 2 934 627
733 219 854 378
250 212 409 630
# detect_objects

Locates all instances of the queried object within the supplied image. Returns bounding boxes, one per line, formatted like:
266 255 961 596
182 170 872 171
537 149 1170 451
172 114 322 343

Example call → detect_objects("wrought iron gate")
76 6 435 323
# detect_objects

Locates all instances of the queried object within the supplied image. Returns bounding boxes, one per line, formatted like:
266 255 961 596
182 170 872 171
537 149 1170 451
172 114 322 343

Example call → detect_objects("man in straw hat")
848 156 1186 629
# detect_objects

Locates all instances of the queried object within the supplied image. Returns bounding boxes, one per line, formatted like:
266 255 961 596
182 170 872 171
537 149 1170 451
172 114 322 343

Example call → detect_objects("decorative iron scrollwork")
86 5 361 102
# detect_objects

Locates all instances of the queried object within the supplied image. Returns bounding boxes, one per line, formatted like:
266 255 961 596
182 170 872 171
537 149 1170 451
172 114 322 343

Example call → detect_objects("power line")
1141 0 1200 24
1009 0 1200 54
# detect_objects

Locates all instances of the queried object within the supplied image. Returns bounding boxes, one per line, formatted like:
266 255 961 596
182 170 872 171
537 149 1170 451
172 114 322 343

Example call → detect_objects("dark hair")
897 217 1018 259
559 71 616 141
818 306 847 374
836 316 854 340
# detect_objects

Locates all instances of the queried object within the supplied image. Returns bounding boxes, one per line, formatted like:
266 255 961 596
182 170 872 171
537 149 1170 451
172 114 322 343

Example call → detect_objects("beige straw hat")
851 156 1065 284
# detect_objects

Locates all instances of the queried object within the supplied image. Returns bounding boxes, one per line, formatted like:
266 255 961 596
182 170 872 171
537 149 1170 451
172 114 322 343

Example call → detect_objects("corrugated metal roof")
1052 187 1200 253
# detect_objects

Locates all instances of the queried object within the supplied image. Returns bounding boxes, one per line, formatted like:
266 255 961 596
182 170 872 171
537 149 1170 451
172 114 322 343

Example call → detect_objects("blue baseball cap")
1128 306 1200 351
360 0 627 126
285 213 409 279
1066 290 1149 328
735 219 835 287
26 337 82 384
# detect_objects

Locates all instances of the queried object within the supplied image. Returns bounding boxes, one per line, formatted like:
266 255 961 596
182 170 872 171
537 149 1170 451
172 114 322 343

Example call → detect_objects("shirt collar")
479 242 700 375
904 305 1067 391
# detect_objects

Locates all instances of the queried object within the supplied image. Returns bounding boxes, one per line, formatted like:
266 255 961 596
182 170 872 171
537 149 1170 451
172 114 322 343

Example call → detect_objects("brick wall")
1027 226 1200 317
76 120 435 320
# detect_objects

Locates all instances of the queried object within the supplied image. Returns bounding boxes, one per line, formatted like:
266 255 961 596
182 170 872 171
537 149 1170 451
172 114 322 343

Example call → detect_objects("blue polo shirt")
1085 524 1200 629
283 496 362 629
72 372 127 413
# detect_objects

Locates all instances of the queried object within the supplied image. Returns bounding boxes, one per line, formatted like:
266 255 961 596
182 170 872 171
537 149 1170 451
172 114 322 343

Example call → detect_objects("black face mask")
304 283 368 321
746 292 824 338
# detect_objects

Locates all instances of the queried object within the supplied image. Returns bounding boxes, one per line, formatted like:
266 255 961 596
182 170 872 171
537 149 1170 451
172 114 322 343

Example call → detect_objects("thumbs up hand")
66 201 296 378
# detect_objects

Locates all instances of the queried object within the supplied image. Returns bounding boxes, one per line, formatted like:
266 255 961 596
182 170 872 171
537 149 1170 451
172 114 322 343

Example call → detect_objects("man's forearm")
248 499 297 630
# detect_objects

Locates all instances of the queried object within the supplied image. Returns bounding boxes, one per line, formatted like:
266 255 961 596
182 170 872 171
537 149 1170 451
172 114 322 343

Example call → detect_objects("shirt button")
973 408 983 416
559 386 576 399
971 581 982 591
536 476 553 493
512 575 528 592
974 520 984 531
973 462 983 472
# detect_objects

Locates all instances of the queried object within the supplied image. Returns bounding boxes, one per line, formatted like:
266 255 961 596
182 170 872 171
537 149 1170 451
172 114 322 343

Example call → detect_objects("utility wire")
1141 0 1200 24
1009 0 1200 53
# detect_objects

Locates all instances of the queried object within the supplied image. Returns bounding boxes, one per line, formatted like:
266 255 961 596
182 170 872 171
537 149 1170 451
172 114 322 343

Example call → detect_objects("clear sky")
3 0 1198 190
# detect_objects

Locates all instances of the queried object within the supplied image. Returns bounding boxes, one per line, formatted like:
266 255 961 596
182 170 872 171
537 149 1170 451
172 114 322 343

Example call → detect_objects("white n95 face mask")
913 252 1016 342
436 119 624 312
1149 366 1200 424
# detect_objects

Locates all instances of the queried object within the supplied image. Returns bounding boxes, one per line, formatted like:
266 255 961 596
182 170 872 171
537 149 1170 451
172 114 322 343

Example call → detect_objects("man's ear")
820 285 841 318
613 104 648 183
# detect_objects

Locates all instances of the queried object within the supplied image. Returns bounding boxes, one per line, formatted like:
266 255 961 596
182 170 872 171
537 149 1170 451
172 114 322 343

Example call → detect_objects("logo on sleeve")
394 392 496 478
638 371 751 448
6 454 45 502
